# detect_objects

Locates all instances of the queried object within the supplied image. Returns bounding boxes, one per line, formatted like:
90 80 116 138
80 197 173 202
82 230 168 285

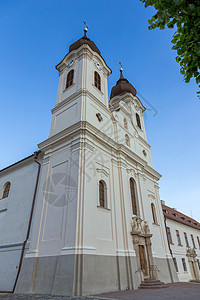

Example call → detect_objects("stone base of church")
15 254 175 296
154 257 179 283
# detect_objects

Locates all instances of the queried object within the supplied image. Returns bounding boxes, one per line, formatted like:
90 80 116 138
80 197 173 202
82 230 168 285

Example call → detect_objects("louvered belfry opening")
94 71 101 91
66 69 74 89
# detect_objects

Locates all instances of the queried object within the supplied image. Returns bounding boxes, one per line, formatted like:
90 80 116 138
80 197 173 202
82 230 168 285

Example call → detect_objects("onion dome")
69 22 101 55
110 64 137 99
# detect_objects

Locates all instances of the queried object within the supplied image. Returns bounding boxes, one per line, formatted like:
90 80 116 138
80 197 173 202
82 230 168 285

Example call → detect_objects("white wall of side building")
0 155 41 292
162 204 200 282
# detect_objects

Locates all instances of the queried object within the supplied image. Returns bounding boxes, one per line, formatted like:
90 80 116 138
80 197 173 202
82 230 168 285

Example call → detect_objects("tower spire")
119 61 124 79
83 21 88 37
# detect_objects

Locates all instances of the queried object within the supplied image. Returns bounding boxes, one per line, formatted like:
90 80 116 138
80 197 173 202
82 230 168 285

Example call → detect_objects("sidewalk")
97 282 200 300
0 283 200 300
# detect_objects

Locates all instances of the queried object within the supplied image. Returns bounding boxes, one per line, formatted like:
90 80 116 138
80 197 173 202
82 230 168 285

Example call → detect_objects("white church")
0 27 178 296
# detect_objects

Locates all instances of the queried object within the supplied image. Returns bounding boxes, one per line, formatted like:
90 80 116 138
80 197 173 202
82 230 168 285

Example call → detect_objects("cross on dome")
83 21 88 37
119 61 124 79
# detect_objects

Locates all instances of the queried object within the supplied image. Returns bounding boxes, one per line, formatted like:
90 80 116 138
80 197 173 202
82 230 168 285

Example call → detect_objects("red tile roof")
162 204 200 231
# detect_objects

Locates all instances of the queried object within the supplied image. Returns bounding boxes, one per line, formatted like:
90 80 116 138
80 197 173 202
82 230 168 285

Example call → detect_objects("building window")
182 258 187 272
184 232 189 247
99 180 107 208
94 71 101 91
197 236 200 249
130 178 138 216
191 234 196 248
66 69 74 89
124 118 128 129
197 259 200 271
166 227 173 244
136 113 141 129
173 258 179 272
151 203 158 224
1 182 11 199
125 134 130 147
176 230 182 246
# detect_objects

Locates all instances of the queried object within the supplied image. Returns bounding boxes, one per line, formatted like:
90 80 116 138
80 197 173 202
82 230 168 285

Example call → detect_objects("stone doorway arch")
186 248 200 280
131 216 157 282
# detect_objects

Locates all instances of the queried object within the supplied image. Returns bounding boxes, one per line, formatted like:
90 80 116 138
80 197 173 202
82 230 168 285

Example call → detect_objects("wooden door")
139 245 147 276
191 261 197 280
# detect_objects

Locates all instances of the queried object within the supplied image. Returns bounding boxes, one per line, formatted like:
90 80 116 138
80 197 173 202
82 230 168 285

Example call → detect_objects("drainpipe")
12 151 41 292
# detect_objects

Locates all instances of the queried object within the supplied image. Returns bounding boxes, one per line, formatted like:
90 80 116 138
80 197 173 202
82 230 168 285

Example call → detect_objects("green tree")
140 0 200 90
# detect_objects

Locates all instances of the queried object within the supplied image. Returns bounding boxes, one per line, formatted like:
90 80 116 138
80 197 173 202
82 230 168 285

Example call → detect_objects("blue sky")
0 0 199 220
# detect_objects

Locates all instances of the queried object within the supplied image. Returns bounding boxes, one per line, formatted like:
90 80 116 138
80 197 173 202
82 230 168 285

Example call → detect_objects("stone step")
140 281 165 286
143 279 162 283
139 277 169 289
139 284 169 289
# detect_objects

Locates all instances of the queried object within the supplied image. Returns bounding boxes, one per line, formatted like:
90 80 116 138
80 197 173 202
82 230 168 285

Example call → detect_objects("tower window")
136 113 141 129
66 69 74 89
1 182 11 199
99 180 107 208
130 178 138 215
94 71 101 91
151 203 158 224
124 118 128 129
125 134 130 147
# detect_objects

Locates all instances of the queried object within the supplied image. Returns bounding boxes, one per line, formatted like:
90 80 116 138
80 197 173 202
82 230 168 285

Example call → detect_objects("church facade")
0 29 178 296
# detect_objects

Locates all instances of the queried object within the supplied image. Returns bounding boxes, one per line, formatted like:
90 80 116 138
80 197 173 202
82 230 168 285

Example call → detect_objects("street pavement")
0 283 200 300
98 282 200 300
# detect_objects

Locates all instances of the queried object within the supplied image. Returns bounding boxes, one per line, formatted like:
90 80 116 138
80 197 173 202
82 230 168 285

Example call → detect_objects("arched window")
99 180 107 208
124 118 128 129
94 71 101 91
130 178 138 215
2 182 11 199
125 134 130 147
66 69 74 89
151 203 158 224
136 113 141 129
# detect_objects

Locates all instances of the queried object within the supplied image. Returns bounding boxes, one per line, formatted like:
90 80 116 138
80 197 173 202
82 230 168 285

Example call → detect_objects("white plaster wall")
27 139 81 258
166 218 200 281
0 159 39 291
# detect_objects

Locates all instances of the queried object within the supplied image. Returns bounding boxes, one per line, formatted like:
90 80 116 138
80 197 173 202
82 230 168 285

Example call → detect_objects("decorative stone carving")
148 194 155 201
144 221 151 235
131 216 152 237
186 247 197 258
126 168 137 179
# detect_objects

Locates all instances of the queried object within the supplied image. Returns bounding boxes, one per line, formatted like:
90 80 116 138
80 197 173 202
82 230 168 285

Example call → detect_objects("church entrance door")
191 261 198 280
139 245 147 276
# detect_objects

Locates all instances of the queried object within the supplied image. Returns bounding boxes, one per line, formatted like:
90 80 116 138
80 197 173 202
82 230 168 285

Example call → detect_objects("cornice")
38 120 161 181
38 121 82 150
56 44 112 76
52 89 111 116
85 122 161 180
138 135 151 149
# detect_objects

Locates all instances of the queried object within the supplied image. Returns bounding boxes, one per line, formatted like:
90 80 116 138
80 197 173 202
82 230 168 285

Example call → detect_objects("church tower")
16 26 178 296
